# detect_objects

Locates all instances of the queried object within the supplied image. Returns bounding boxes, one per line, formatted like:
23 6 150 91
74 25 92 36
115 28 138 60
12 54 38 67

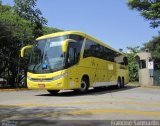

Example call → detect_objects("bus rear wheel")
79 77 89 93
117 78 121 88
121 78 125 88
47 90 59 95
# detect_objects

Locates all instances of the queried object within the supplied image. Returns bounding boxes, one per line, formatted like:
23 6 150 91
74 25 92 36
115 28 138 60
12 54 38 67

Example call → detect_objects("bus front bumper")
27 78 68 90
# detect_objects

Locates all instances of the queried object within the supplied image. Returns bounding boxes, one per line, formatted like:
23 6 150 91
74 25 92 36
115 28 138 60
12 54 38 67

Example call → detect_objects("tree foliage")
0 5 34 87
127 0 160 72
43 26 63 35
143 36 160 69
0 2 61 88
14 0 47 38
127 0 160 28
126 46 140 82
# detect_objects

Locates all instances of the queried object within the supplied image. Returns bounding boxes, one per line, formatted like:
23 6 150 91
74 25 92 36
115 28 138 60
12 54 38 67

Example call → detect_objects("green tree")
127 0 160 28
127 0 160 70
0 3 62 88
14 0 47 38
143 36 160 69
126 46 140 82
43 26 62 35
0 4 34 87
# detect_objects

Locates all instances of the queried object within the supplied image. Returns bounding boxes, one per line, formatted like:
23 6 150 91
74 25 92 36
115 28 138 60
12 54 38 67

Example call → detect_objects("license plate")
38 84 45 88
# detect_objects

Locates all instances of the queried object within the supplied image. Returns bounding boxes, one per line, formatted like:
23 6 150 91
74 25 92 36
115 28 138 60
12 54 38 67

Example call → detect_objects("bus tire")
47 90 59 95
117 77 121 88
79 77 89 93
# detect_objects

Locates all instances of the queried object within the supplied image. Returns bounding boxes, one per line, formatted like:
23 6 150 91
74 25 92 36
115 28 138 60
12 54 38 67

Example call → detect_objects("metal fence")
153 70 160 85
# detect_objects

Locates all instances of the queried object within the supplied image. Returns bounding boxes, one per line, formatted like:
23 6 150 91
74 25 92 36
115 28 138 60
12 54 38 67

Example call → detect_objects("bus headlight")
51 72 68 81
27 75 32 80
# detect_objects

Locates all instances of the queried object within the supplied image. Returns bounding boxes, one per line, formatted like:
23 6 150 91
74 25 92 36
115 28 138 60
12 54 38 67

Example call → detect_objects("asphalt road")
0 85 160 121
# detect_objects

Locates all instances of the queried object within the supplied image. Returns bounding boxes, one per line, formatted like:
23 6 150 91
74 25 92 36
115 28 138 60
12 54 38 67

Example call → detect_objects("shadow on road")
0 105 88 121
35 85 138 97
1 120 110 126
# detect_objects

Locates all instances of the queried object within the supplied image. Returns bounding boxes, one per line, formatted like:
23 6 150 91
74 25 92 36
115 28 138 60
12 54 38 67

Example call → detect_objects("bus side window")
67 43 77 67
68 47 75 66
83 39 91 58
69 34 83 61
83 39 96 58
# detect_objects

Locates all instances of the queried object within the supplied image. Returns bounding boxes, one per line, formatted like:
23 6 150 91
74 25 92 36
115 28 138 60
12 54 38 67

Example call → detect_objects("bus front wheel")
47 90 59 95
79 77 89 93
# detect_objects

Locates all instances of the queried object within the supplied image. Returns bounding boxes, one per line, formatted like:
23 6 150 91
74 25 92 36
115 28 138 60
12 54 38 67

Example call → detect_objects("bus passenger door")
66 42 79 89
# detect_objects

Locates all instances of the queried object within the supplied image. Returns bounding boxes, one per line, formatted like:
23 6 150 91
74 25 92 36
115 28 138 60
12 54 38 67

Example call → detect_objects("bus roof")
36 31 124 55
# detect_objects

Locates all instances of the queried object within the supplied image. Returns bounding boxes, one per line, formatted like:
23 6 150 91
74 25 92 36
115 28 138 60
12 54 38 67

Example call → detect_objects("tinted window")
75 41 83 62
103 47 117 62
83 39 126 65
107 49 115 62
67 46 75 66
95 44 101 58
83 39 96 58
68 35 84 64
70 35 84 61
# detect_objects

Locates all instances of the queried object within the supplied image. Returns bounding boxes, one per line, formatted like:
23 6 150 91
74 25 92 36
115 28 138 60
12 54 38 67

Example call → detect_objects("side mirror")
62 39 76 53
21 45 33 58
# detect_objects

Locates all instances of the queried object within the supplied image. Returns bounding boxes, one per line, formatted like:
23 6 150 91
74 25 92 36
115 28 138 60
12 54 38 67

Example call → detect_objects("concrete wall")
136 52 153 86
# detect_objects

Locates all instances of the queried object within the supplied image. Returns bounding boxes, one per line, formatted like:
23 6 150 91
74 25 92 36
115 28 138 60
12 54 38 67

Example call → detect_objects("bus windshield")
28 36 67 73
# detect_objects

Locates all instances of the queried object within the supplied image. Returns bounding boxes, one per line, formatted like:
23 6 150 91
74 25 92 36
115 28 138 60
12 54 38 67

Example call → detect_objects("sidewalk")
140 85 160 89
128 83 160 89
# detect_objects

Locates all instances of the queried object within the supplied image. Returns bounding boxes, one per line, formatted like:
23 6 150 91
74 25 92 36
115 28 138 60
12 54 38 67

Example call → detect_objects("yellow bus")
21 31 129 94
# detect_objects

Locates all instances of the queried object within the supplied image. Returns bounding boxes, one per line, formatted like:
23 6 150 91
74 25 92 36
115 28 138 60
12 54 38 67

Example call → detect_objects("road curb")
140 85 160 90
127 84 160 89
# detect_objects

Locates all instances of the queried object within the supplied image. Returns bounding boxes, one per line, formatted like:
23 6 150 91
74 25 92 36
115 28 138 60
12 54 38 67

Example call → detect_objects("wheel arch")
118 76 121 82
82 74 90 87
122 77 124 83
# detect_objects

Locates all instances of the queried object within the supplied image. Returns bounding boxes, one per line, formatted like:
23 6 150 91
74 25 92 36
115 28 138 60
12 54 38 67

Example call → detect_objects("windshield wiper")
32 63 41 73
